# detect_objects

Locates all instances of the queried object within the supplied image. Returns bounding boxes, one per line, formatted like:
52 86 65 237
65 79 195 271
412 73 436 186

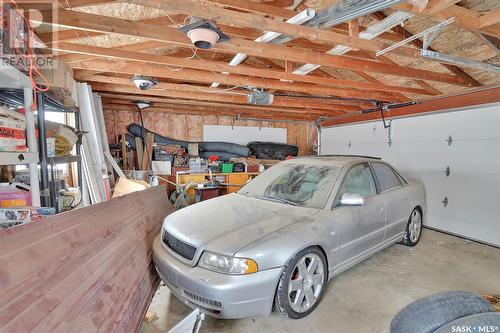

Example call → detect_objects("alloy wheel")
409 210 422 243
288 253 325 313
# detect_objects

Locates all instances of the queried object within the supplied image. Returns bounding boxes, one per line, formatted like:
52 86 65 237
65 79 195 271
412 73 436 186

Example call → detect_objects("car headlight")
199 251 258 275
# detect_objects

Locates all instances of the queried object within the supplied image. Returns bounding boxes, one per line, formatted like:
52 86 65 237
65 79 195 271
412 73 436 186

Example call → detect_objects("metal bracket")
422 24 445 50
376 17 454 56
445 166 451 177
446 135 453 146
442 196 448 207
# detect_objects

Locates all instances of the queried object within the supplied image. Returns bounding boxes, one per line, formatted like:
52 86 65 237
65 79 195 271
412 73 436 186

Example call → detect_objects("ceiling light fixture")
180 17 229 49
134 100 151 110
131 75 158 91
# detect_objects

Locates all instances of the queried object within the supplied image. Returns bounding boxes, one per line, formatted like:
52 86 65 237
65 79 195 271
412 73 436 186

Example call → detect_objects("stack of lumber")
0 186 174 333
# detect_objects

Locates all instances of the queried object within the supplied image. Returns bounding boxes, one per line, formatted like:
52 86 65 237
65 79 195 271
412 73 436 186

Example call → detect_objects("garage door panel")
321 104 500 246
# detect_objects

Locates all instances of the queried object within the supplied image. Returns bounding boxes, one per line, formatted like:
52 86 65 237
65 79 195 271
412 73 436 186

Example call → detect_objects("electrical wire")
9 0 51 110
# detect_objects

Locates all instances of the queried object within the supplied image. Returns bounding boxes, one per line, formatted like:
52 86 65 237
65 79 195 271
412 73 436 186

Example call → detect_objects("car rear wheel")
400 208 422 246
274 247 327 319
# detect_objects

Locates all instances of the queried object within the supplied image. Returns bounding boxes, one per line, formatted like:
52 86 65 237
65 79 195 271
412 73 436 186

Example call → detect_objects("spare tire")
247 141 298 160
390 291 495 333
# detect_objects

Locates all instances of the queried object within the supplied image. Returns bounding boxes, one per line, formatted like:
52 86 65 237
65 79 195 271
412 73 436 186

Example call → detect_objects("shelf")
47 155 81 164
0 88 78 113
0 64 32 89
0 152 39 165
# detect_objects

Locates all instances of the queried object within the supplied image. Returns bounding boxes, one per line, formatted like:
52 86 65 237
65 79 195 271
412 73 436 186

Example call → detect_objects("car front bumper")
152 235 283 319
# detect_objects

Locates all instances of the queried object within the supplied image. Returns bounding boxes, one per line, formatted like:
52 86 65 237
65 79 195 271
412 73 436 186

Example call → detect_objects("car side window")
338 163 377 201
371 163 401 192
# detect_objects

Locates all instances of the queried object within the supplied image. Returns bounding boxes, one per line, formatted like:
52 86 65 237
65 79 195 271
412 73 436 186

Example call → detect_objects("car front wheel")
274 247 327 319
400 208 422 246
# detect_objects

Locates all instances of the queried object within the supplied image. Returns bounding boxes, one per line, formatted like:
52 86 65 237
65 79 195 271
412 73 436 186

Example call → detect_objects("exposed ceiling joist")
371 11 481 87
70 58 397 101
77 73 361 112
98 92 349 118
396 2 499 36
206 0 296 19
129 0 423 58
321 86 500 126
91 83 348 117
479 8 500 29
104 103 317 121
34 10 470 86
53 42 434 97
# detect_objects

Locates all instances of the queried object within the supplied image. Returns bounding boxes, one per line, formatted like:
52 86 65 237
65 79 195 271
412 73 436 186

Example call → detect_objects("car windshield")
238 162 340 209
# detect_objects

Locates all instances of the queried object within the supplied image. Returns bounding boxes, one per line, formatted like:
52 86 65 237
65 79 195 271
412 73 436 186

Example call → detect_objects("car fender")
407 180 426 216
234 211 335 272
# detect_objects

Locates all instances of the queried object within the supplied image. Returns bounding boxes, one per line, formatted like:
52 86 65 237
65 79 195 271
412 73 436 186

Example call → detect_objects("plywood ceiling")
30 0 500 122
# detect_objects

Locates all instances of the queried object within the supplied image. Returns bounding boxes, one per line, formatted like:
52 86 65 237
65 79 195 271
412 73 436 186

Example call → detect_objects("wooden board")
0 186 174 333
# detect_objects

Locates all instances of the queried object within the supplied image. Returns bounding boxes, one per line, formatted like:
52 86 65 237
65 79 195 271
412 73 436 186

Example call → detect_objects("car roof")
286 155 383 167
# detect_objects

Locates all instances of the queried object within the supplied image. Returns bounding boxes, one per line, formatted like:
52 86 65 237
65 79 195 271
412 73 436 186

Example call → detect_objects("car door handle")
403 197 409 200
376 206 384 213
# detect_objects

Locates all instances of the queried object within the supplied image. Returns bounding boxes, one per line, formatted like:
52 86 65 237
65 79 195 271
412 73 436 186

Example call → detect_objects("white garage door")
321 104 500 246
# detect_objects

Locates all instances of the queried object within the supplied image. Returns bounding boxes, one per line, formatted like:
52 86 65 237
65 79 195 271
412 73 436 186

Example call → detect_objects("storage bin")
0 183 32 207
221 163 234 173
233 163 245 172
189 158 208 173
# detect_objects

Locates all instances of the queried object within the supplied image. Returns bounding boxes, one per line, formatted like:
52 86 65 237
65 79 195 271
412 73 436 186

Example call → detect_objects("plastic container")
189 158 208 173
246 164 260 173
46 137 56 157
0 183 32 207
221 163 234 173
233 163 245 172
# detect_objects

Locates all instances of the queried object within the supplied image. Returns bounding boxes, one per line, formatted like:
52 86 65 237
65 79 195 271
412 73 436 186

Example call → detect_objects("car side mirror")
340 193 365 206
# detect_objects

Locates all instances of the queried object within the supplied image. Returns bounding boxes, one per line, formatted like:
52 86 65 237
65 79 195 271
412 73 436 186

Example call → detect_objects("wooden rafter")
76 73 361 112
396 2 499 37
53 42 434 98
372 11 482 87
321 86 500 126
130 0 423 59
99 93 355 116
104 103 317 121
479 8 500 29
34 10 471 86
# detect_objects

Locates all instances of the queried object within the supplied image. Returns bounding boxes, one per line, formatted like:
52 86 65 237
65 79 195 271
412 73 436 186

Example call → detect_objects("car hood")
163 193 318 256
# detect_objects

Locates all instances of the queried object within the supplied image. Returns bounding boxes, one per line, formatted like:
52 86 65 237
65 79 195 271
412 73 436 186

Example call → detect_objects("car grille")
183 290 222 316
163 231 196 261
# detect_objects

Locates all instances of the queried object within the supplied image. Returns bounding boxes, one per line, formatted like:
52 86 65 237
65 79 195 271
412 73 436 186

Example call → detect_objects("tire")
390 291 495 333
434 312 500 333
274 247 327 319
400 207 423 246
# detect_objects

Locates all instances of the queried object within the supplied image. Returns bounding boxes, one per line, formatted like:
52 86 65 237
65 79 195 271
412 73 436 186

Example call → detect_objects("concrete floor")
140 229 500 333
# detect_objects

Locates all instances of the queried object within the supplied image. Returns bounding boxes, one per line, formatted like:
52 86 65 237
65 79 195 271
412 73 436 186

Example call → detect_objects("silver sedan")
152 156 425 319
